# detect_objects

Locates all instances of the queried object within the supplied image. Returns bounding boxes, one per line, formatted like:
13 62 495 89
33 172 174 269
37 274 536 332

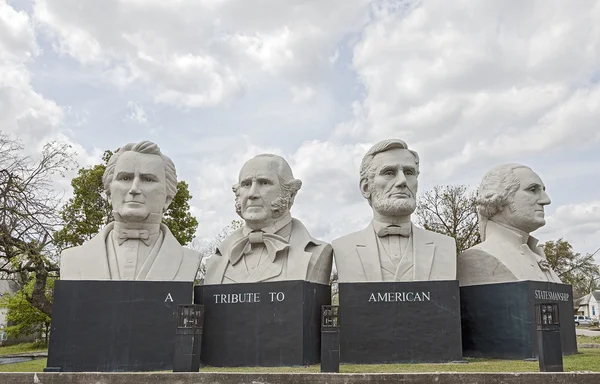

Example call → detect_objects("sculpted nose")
539 190 551 205
248 181 260 198
394 172 407 188
129 177 142 195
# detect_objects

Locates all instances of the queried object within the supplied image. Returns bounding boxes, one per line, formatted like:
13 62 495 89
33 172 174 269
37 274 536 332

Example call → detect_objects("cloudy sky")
2 0 600 260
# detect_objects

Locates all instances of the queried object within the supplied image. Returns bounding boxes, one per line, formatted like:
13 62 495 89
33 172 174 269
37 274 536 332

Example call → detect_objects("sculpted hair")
233 154 302 217
359 139 420 193
476 163 530 239
103 140 178 200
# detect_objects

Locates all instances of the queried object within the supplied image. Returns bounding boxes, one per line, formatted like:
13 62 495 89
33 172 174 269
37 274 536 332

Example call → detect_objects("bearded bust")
457 164 562 286
332 139 456 283
203 154 333 285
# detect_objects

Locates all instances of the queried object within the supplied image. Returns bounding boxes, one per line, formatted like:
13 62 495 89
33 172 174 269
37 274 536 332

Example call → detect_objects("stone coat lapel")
285 219 317 281
144 224 185 281
73 223 114 280
412 225 436 281
355 223 383 282
204 219 318 284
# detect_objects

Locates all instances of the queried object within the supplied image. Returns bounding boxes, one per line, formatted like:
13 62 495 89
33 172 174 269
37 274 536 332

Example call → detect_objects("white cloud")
337 0 600 182
126 101 147 124
0 1 62 144
33 0 370 109
537 200 600 260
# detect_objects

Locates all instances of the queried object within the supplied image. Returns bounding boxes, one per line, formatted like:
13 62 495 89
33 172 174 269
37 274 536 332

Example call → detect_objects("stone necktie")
229 231 290 265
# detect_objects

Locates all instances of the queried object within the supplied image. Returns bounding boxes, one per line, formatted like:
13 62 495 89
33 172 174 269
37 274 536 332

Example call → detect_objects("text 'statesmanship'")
534 290 569 302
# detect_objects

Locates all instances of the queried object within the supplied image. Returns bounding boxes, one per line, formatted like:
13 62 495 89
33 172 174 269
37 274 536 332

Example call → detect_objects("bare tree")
0 133 76 316
192 219 243 283
415 184 481 254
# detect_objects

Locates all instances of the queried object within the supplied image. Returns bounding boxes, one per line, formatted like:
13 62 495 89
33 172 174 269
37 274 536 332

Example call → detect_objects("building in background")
575 290 600 319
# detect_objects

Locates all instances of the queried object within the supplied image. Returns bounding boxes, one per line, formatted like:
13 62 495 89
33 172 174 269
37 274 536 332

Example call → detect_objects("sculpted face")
494 167 551 233
109 151 169 222
237 157 283 228
362 148 418 219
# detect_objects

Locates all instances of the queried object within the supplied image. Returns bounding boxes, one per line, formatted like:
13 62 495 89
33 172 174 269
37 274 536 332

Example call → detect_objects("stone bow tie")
377 225 411 238
229 231 290 265
117 229 151 246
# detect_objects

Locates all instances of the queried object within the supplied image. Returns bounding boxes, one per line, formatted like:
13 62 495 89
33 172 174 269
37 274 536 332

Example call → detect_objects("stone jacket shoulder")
60 222 201 281
204 218 332 285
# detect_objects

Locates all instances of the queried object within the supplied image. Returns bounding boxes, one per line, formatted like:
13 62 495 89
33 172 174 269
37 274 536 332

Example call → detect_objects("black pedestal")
173 305 203 372
195 280 331 367
321 330 340 372
46 281 193 372
339 280 463 364
460 281 578 359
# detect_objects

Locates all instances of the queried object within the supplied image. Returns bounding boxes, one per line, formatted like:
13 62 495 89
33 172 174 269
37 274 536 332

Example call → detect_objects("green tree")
162 181 198 245
0 277 54 345
415 184 481 254
543 239 600 297
55 151 199 250
54 151 113 250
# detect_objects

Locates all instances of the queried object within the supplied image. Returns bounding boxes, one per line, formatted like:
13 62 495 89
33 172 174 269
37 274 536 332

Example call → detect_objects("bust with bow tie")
203 154 333 285
333 139 457 283
60 140 201 281
457 164 562 286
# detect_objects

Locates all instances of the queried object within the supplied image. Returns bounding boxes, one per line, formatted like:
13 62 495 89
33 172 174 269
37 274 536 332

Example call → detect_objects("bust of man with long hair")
457 163 562 286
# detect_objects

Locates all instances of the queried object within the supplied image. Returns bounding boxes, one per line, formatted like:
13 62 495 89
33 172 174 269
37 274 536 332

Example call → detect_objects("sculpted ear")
360 178 370 199
163 196 174 213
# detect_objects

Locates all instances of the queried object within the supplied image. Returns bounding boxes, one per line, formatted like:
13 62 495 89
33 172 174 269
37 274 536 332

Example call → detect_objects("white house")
0 280 19 344
576 290 600 319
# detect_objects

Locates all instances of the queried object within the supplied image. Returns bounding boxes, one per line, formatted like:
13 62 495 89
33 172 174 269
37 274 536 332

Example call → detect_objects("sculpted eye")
260 180 271 185
383 170 395 176
145 177 155 182
405 170 415 176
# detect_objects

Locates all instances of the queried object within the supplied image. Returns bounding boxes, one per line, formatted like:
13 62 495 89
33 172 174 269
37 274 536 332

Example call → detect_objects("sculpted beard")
370 186 416 216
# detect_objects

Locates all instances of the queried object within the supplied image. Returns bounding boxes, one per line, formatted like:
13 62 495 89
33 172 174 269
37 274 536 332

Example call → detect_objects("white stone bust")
457 163 562 286
204 154 333 285
60 140 201 281
332 139 456 283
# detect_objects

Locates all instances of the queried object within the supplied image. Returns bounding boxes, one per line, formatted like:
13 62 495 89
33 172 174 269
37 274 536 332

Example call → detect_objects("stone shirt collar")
112 211 162 235
242 212 293 236
486 220 539 249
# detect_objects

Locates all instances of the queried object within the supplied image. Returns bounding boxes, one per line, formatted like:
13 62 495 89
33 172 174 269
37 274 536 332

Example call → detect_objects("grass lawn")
0 343 47 356
577 334 600 344
2 349 599 373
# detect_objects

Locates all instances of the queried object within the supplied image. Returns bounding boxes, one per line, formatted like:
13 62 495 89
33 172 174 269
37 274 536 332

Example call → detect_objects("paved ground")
576 327 600 337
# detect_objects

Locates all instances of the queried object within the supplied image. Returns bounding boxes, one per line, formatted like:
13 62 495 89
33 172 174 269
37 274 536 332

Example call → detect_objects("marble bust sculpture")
457 163 562 286
203 154 333 285
60 141 201 281
332 139 456 283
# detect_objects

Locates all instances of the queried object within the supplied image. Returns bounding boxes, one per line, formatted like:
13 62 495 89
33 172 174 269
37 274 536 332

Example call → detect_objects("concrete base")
1 373 599 384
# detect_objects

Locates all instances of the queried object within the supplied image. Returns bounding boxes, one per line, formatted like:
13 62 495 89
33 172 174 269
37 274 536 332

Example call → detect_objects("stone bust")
204 154 333 285
457 163 562 286
60 140 201 281
332 139 456 283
